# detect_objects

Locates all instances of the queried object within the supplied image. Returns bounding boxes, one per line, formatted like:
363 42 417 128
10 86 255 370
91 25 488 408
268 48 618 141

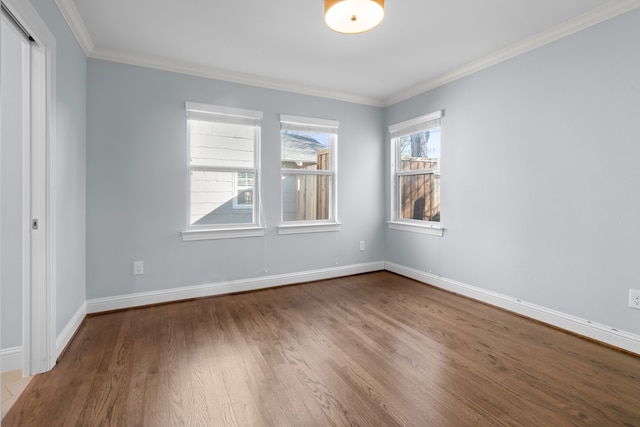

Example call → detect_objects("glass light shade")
325 0 384 34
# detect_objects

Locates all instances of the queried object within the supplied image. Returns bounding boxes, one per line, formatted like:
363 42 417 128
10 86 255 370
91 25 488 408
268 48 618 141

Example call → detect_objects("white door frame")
2 0 56 376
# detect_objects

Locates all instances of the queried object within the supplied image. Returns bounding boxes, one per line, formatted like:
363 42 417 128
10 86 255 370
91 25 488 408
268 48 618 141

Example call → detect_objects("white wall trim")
181 227 266 241
53 0 93 55
2 301 86 374
278 222 342 235
3 0 58 377
87 261 385 313
384 262 640 356
1 347 22 373
55 302 86 360
54 0 640 108
55 1 384 106
383 0 640 106
387 221 444 237
88 48 385 107
20 260 639 365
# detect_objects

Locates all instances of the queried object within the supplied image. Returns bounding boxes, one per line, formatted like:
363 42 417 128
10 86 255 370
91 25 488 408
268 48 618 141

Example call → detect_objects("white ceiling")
58 0 639 106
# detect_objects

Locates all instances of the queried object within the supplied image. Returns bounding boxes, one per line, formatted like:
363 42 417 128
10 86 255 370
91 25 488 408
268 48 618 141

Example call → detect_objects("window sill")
387 221 444 237
181 227 265 241
278 222 342 235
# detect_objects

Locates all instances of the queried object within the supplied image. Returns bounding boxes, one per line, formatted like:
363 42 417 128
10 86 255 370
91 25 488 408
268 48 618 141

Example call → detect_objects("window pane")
235 172 254 208
399 173 440 222
282 174 330 221
190 171 254 226
398 128 440 171
281 131 330 170
190 120 255 168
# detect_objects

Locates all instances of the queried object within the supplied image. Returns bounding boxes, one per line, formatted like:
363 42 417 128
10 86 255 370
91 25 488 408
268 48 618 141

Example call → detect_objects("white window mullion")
397 169 438 177
191 165 257 174
281 169 333 176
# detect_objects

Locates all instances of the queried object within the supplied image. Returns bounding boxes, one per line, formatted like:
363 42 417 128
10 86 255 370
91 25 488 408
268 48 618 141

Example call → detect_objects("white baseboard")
385 262 640 355
87 261 385 314
2 301 88 374
1 346 22 373
56 301 87 360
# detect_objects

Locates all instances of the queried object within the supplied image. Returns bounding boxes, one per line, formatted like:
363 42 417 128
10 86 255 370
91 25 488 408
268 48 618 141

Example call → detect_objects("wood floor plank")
310 278 531 425
302 287 500 425
225 297 321 426
4 271 640 426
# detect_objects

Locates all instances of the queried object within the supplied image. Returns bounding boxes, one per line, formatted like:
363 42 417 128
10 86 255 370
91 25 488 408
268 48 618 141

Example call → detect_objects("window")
234 172 254 208
182 102 264 240
279 114 340 234
389 110 443 236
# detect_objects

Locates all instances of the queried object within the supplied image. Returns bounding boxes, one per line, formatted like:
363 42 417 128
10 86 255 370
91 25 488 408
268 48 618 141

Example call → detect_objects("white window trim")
181 226 265 241
388 110 444 236
279 114 339 234
183 102 264 241
387 220 444 236
281 114 338 131
389 110 442 136
186 102 262 123
278 221 342 235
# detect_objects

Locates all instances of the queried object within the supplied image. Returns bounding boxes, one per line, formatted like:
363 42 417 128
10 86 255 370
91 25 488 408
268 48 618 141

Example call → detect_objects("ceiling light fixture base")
324 0 384 34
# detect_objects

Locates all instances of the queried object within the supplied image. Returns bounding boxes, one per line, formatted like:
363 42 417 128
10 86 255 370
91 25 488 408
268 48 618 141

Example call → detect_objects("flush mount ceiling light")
325 0 384 34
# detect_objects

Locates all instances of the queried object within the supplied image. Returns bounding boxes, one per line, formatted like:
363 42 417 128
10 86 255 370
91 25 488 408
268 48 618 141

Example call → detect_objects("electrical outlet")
359 241 365 251
630 289 640 310
133 261 144 276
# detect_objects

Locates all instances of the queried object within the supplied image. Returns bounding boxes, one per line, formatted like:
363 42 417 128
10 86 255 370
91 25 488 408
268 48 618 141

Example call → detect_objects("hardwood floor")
4 271 640 426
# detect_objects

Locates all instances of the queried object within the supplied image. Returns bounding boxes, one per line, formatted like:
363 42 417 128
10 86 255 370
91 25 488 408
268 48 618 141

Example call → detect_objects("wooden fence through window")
401 160 440 221
296 149 329 220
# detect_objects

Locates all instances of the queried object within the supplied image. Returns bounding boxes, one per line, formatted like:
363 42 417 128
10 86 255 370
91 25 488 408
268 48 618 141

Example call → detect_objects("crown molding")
383 0 640 106
54 0 94 55
53 0 380 105
53 0 383 106
88 47 385 107
54 0 640 108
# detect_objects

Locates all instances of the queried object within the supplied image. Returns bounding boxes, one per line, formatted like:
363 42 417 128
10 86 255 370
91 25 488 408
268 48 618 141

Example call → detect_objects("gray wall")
31 0 87 338
86 60 385 299
1 18 25 349
385 9 640 335
18 1 640 353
